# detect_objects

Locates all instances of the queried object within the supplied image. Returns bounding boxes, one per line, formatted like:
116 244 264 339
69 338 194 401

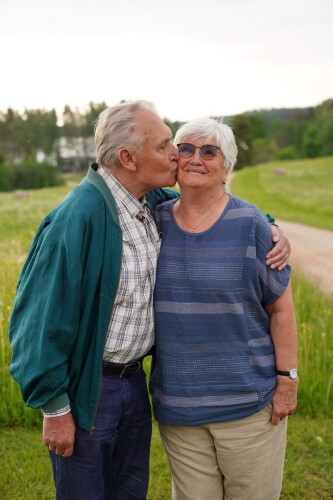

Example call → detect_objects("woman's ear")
222 166 230 185
117 148 137 171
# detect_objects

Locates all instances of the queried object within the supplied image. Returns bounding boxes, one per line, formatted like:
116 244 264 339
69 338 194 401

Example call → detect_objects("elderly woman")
150 118 298 500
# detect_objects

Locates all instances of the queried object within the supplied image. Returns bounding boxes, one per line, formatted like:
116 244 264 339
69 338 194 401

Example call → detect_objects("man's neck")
102 166 149 200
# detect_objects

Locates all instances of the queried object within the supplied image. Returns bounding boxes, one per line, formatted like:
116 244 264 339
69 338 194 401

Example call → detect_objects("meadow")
231 156 333 230
0 160 332 498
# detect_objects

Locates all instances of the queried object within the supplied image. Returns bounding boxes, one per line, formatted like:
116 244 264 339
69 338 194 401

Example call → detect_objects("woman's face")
176 136 228 191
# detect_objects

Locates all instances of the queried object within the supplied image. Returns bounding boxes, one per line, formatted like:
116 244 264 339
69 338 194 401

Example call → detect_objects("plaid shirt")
97 167 161 363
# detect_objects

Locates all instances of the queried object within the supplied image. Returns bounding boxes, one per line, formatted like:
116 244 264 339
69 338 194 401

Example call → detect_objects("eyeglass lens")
177 143 220 160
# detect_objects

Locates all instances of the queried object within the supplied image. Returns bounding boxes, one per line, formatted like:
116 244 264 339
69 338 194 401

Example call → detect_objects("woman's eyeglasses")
177 143 223 160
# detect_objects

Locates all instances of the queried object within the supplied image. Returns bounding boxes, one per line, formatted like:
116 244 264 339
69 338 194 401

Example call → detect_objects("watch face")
290 369 298 379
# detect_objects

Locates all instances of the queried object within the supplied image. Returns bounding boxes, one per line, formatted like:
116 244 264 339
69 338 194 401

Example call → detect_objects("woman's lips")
185 169 205 175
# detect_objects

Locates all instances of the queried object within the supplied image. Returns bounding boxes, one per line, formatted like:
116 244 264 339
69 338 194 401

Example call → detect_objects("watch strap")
276 369 298 379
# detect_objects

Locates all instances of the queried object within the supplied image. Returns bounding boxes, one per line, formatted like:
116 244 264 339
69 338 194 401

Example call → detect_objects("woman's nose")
191 148 203 163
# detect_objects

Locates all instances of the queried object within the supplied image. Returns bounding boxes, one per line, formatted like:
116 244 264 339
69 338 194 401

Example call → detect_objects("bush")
277 146 298 161
0 161 64 191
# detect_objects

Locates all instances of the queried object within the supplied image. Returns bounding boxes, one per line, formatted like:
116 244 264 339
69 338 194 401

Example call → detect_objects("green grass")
0 416 332 499
291 274 333 418
231 157 333 230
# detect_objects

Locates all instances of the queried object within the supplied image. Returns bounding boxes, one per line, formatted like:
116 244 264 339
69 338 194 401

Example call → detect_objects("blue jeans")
50 369 152 499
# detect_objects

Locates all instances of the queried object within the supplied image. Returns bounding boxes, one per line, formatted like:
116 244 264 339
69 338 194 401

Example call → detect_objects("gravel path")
277 220 333 299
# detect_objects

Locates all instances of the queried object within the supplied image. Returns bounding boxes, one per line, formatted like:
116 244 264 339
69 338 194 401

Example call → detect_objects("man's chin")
163 173 177 188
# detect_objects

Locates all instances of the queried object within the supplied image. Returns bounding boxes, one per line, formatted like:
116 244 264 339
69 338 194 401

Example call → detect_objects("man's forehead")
134 109 170 137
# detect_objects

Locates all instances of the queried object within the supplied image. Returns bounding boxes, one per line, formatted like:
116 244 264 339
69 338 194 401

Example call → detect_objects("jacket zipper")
89 365 103 435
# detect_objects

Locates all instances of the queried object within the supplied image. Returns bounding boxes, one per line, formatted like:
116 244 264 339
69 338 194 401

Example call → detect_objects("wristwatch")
277 369 298 379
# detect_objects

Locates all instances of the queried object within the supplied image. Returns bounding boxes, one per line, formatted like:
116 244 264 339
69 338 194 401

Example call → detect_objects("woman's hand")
266 226 291 270
271 376 298 425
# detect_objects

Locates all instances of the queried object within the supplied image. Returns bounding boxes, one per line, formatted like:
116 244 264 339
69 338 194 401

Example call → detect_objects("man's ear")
117 148 137 171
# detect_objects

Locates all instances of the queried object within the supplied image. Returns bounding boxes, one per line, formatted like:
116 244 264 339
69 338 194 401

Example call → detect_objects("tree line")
0 99 332 190
227 99 333 169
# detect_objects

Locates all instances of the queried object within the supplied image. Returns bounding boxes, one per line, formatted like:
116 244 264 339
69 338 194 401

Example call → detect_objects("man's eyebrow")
160 136 172 146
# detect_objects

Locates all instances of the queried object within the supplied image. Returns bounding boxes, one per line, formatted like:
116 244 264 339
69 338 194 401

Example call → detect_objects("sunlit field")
231 156 333 230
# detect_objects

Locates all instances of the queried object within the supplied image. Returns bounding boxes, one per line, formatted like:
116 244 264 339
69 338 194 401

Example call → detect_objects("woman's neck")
174 187 229 233
178 187 225 214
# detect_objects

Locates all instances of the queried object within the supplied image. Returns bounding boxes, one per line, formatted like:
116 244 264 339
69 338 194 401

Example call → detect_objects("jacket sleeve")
9 210 84 411
146 187 179 211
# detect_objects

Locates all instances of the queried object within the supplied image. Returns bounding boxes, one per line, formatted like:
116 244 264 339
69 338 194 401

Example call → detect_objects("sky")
1 0 332 122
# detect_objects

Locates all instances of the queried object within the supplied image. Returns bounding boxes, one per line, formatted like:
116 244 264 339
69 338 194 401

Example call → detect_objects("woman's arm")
265 282 298 425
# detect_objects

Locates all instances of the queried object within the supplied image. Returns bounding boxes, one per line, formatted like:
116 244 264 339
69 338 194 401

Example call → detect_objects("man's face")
133 110 179 192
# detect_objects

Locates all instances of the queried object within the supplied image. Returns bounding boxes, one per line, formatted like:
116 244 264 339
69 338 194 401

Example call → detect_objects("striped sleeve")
254 209 291 305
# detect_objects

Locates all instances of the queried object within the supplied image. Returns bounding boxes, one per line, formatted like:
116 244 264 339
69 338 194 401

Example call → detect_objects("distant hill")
214 106 315 125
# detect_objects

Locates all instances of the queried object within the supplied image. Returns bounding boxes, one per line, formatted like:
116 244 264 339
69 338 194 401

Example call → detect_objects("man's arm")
265 283 298 425
266 225 291 271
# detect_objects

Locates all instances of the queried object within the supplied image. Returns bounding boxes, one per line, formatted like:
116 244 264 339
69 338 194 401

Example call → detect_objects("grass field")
231 156 333 230
0 415 332 499
0 163 332 497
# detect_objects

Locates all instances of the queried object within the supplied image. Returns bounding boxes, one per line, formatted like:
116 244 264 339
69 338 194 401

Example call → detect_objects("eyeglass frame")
177 143 224 160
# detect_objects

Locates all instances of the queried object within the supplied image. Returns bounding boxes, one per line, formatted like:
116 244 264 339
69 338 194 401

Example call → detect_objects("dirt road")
277 220 333 299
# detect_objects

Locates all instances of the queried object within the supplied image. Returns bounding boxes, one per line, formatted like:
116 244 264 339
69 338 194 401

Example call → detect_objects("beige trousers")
158 404 287 500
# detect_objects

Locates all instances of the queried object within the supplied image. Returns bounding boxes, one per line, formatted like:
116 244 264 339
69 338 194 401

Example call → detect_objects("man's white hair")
95 100 157 169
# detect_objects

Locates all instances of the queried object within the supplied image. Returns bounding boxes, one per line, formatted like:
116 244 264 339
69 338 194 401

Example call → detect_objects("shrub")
277 146 298 161
0 161 63 191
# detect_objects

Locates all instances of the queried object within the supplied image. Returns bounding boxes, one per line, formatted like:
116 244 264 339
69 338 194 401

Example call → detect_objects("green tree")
322 117 333 155
163 118 184 139
302 126 322 158
230 114 253 169
252 138 277 164
23 108 58 156
82 101 108 137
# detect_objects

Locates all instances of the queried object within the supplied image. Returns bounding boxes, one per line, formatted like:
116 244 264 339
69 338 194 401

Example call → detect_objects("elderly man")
9 100 289 499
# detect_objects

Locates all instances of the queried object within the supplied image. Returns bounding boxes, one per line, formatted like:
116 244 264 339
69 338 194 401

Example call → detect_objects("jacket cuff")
41 393 70 413
265 213 276 225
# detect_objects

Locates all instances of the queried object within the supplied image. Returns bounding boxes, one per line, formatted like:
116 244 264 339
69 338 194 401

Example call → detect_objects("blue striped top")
150 195 291 425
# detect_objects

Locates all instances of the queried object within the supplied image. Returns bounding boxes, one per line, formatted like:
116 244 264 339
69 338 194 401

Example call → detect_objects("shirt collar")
97 166 148 219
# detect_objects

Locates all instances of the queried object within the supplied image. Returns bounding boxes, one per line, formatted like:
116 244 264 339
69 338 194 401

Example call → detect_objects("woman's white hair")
174 117 238 171
94 100 157 169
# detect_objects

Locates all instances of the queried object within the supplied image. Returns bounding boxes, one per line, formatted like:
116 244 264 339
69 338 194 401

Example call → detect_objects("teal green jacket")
9 165 179 431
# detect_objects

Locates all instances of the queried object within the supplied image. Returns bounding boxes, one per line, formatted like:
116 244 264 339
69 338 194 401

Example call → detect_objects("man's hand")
271 376 298 425
43 412 76 457
266 226 291 270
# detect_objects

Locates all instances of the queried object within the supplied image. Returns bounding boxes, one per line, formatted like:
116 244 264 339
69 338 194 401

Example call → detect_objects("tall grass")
291 274 332 417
